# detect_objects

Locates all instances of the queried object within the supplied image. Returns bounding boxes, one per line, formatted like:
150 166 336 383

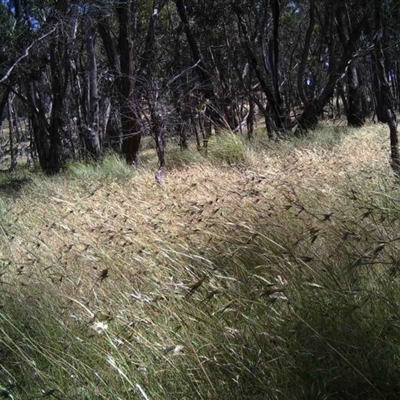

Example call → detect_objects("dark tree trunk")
334 2 365 127
47 38 65 174
97 14 122 152
346 62 364 127
296 4 369 133
97 13 119 74
0 87 11 130
395 62 400 112
116 0 141 165
24 20 69 174
7 96 17 171
298 0 315 106
233 3 289 135
151 107 165 169
27 83 52 173
84 16 101 159
268 0 288 132
138 0 168 170
175 0 220 129
247 96 255 140
372 48 388 123
374 0 400 174
337 81 348 117
136 0 167 91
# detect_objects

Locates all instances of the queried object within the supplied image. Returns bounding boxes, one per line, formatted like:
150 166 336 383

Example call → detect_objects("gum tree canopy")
0 0 399 174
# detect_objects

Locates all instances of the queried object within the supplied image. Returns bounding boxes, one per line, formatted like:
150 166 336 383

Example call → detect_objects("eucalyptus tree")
295 0 372 132
0 2 14 119
0 0 70 173
174 0 242 141
96 0 168 165
232 0 293 136
83 4 102 159
372 0 400 173
0 0 398 175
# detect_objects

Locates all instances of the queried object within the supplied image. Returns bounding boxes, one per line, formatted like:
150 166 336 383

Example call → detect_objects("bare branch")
0 27 56 85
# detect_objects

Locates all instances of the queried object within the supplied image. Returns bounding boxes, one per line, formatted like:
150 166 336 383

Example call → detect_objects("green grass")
64 152 135 180
205 132 247 165
1 123 400 399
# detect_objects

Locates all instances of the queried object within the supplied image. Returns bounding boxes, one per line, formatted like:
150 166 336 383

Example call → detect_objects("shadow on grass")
0 286 117 400
0 176 32 199
0 169 32 199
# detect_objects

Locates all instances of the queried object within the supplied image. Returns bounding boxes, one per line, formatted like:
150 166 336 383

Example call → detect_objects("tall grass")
1 123 400 399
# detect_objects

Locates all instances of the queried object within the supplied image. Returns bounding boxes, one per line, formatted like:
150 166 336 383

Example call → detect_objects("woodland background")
0 0 399 173
2 1 400 400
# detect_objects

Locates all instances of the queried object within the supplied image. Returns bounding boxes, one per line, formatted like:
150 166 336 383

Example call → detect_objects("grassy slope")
1 124 400 399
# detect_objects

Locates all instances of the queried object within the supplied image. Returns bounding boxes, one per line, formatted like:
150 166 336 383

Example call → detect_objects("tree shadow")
0 175 32 199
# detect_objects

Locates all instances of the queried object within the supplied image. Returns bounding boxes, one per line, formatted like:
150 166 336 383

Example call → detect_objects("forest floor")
1 122 400 399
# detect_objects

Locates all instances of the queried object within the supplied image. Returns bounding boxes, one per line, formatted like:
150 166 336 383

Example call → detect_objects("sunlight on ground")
1 123 400 399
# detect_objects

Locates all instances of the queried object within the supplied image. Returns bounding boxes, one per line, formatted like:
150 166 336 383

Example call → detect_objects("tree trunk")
151 106 165 169
247 96 255 140
27 83 52 173
175 0 220 128
7 96 17 171
298 0 315 106
374 0 400 174
233 3 289 135
47 38 64 174
346 62 364 127
25 25 68 174
116 0 141 165
268 0 288 132
0 88 10 123
97 14 122 152
85 16 101 159
296 5 369 133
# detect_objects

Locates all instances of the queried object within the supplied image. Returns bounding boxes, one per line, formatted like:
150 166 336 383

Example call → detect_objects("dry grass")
1 122 400 399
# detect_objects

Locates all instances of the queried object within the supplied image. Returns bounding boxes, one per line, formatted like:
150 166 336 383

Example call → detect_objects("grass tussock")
65 153 135 181
1 123 400 399
166 131 247 169
205 132 247 165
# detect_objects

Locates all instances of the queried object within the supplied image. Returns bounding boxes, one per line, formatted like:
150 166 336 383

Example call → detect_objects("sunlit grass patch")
205 131 247 165
1 124 400 398
167 143 204 168
64 152 135 181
